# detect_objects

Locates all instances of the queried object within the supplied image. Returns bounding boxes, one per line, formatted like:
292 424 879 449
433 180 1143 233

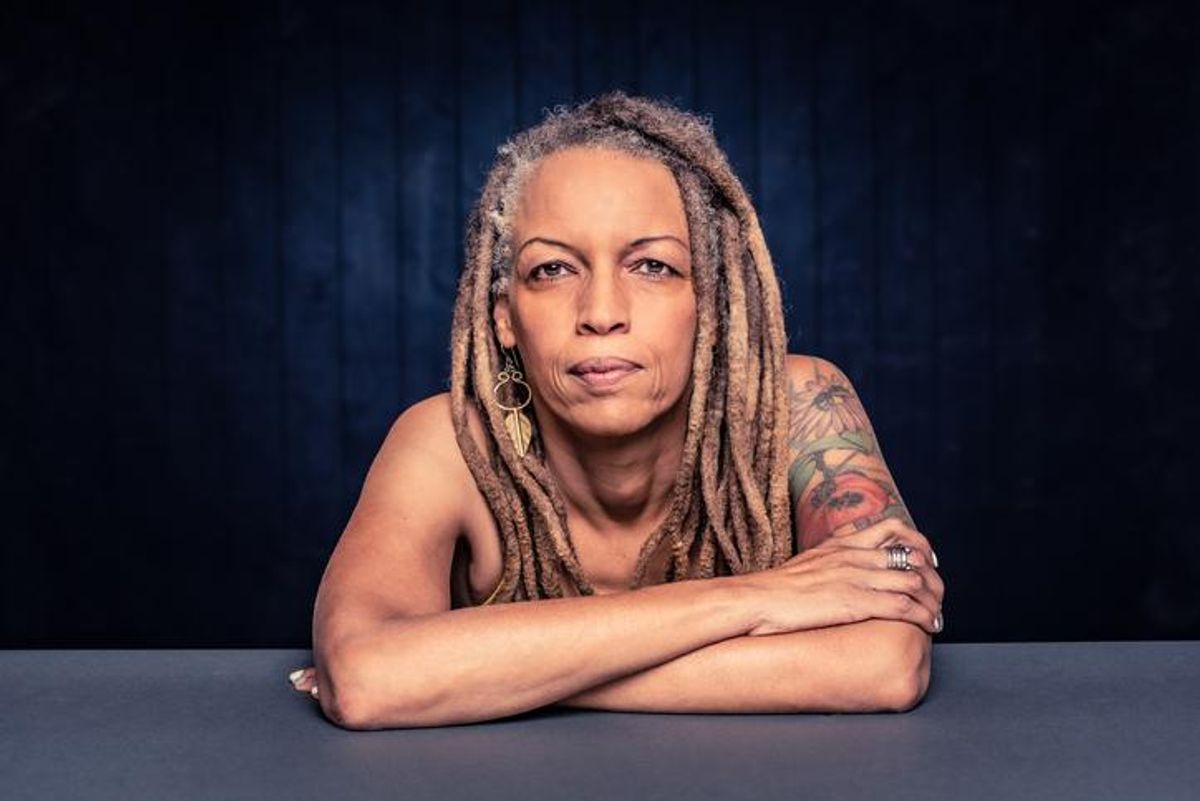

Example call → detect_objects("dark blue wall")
4 0 1197 646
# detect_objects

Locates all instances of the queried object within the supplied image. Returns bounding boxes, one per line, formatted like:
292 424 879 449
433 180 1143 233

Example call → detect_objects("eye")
633 259 677 279
529 260 574 282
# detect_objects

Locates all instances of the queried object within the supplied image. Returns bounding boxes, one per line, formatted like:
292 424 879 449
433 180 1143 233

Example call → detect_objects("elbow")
325 690 375 731
885 666 929 713
872 623 933 712
313 640 384 730
326 682 380 731
314 637 452 730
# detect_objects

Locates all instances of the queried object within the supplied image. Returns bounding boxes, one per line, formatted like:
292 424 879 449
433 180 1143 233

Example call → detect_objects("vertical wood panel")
1160 3 1200 633
1080 4 1197 636
399 4 457 399
457 0 517 389
457 0 518 235
637 0 695 107
279 0 343 610
222 3 288 639
96 6 169 643
757 2 819 351
695 2 759 203
1039 5 1113 635
162 4 230 642
930 6 995 630
988 3 1051 637
338 0 402 523
576 0 638 98
816 1 874 394
24 9 119 641
517 0 578 128
5 0 1199 645
0 5 45 639
871 3 937 534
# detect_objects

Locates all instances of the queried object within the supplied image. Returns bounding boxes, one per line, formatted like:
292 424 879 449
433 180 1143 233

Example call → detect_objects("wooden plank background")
3 0 1197 645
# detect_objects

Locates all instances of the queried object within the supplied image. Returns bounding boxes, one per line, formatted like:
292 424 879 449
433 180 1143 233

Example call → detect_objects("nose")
576 266 629 336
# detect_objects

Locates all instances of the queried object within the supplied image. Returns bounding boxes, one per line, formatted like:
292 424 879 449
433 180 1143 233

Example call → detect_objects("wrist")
690 573 762 638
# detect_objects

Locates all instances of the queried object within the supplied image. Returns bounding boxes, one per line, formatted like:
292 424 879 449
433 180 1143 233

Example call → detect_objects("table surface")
3 642 1199 801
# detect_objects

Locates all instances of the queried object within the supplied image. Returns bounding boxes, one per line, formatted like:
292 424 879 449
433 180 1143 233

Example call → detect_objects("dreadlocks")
448 90 793 603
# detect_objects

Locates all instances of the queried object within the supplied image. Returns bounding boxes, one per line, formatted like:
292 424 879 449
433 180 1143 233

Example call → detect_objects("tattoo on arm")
786 359 916 550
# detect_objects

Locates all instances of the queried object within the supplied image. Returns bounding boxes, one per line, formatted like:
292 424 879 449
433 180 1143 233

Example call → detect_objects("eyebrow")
515 235 688 260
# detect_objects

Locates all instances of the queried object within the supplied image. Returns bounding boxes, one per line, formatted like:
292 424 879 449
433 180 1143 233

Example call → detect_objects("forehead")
513 147 689 242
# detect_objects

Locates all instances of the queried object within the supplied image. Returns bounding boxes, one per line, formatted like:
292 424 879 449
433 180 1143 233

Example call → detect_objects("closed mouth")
568 357 642 375
568 362 641 389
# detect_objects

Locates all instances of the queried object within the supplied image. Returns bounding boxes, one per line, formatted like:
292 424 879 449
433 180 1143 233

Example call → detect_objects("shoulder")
784 352 849 388
393 393 503 603
382 392 491 493
782 352 867 429
312 393 487 653
781 351 871 459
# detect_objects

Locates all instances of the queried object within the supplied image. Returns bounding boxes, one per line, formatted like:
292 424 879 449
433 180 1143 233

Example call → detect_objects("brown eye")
633 259 676 279
530 261 573 281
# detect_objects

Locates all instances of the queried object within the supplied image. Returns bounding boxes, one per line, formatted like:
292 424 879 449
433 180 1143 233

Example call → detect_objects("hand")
287 666 320 700
734 517 946 637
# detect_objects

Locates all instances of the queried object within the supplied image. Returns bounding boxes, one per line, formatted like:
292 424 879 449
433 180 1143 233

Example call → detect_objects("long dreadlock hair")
448 90 794 603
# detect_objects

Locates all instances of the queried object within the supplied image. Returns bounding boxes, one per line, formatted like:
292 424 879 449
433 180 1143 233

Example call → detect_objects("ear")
492 292 517 349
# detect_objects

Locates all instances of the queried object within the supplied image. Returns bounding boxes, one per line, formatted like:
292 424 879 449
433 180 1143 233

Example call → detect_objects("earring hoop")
494 346 533 456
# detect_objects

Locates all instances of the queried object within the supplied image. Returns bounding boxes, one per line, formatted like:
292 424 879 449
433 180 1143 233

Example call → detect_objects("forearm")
554 618 932 714
325 576 755 729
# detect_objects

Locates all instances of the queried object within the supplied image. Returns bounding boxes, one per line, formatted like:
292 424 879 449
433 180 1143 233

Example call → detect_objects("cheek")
655 304 698 388
671 302 699 355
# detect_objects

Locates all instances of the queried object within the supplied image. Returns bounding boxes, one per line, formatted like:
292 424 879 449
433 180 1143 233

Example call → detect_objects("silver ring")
885 543 913 571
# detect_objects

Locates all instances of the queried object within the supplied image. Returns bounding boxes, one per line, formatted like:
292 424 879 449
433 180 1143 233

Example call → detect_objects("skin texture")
290 146 945 725
453 94 800 600
288 354 944 718
492 147 699 551
785 357 919 550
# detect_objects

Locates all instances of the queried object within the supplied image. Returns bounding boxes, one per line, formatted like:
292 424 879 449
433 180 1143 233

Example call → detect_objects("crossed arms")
548 355 930 714
312 355 931 727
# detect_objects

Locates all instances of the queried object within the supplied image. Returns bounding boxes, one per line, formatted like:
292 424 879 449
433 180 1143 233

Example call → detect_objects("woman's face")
493 146 698 440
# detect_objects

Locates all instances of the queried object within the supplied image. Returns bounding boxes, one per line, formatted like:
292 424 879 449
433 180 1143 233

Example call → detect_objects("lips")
567 356 641 375
568 356 642 390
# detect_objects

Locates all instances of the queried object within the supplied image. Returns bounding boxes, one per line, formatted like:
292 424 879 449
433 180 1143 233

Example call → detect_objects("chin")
570 404 654 438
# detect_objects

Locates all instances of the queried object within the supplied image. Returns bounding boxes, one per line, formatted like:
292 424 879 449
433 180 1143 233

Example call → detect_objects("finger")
878 587 942 634
837 518 937 567
852 560 941 629
289 667 317 692
873 551 945 606
833 542 945 607
832 541 929 571
861 574 942 634
837 550 940 617
877 547 945 605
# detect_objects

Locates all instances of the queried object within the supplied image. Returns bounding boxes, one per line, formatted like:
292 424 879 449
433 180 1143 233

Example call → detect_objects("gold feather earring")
494 346 534 457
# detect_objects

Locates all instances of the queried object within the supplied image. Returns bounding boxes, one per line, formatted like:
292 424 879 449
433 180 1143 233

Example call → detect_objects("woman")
287 91 945 728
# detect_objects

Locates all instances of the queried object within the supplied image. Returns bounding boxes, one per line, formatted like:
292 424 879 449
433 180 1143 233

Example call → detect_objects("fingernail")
931 548 939 568
310 685 319 698
289 669 303 684
934 610 944 632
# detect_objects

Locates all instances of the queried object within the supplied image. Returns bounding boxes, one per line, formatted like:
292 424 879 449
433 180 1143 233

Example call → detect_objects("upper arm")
312 392 472 664
784 354 917 552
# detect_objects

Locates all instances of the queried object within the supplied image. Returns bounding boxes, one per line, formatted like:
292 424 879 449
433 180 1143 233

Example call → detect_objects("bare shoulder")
387 391 490 470
781 352 917 549
784 352 843 384
312 391 491 658
783 352 866 420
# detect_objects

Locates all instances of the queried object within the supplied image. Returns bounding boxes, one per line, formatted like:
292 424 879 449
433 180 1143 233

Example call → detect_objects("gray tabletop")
3 642 1199 800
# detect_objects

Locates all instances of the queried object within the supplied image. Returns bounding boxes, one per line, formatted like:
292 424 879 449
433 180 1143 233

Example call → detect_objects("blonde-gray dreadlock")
448 90 794 603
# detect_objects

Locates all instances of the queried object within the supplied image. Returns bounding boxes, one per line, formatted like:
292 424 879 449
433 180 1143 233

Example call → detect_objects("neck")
534 390 691 538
